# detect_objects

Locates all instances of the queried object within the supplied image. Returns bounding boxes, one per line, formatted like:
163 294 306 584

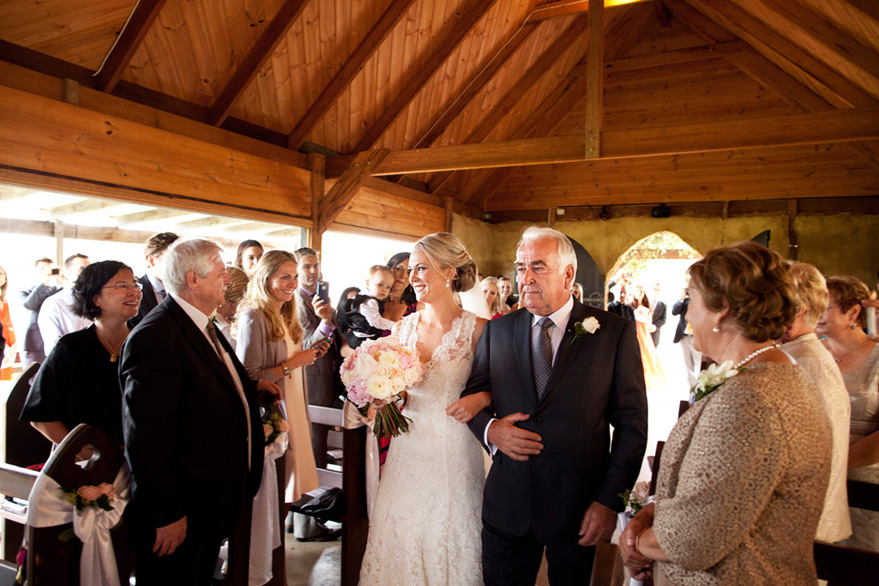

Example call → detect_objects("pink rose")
263 423 273 439
97 483 116 500
76 485 103 501
277 418 290 433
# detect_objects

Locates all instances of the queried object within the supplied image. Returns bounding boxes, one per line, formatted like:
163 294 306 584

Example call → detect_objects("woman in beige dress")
819 275 879 551
236 250 329 506
620 242 832 585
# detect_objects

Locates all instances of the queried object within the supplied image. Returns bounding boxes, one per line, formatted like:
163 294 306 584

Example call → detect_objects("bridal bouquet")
340 337 422 439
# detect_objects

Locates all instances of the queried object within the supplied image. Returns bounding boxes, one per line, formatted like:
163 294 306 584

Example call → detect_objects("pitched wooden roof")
1 0 877 227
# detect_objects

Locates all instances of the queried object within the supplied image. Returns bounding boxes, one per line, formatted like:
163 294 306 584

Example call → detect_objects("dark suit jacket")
671 297 690 344
295 287 343 407
463 303 648 545
120 296 263 540
129 274 158 327
19 283 60 353
651 300 667 346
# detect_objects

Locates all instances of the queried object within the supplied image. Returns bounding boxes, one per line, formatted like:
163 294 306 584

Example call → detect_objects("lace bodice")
359 310 485 585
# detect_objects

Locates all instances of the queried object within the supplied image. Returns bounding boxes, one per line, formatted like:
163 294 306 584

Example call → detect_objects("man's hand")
311 296 334 323
486 413 543 461
257 379 283 403
153 516 187 557
577 501 616 546
618 502 655 580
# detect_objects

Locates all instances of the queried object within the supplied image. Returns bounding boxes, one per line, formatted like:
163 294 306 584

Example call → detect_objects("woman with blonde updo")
819 275 879 551
480 276 505 318
360 232 489 586
620 241 832 585
214 265 248 348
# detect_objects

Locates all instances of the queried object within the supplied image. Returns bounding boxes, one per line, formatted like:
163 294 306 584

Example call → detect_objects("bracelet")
282 360 291 377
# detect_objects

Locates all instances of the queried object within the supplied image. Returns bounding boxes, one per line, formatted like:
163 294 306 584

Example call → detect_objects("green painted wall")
452 212 879 288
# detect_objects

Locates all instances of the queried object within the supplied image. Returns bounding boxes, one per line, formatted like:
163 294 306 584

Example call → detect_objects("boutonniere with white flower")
690 360 741 403
569 316 600 345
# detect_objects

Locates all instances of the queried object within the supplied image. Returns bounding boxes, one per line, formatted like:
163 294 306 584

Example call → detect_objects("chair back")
4 362 51 467
26 424 129 586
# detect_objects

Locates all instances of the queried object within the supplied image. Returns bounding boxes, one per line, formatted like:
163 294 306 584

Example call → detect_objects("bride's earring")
712 325 720 333
445 279 451 288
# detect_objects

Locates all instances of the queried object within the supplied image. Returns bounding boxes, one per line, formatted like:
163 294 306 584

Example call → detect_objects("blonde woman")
214 265 248 349
480 276 505 318
235 250 330 507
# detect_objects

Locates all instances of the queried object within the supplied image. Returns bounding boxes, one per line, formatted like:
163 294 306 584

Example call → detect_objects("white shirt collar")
169 291 210 332
147 272 164 295
531 295 575 331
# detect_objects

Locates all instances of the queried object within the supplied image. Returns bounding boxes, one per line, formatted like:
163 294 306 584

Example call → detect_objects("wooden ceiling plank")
605 40 749 73
112 208 191 225
286 0 418 150
350 0 498 154
585 0 604 159
410 21 539 150
682 0 876 108
659 0 738 43
95 0 169 93
368 106 879 176
762 0 879 82
317 149 390 231
44 198 122 216
526 0 651 22
428 16 590 192
840 0 879 22
210 0 312 127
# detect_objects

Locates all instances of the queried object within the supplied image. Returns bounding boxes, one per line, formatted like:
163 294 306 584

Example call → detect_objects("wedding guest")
620 241 831 585
132 232 179 327
498 276 515 310
606 291 634 322
650 283 666 347
215 265 248 348
672 286 701 388
782 262 851 543
120 238 277 584
382 252 418 321
819 275 879 552
479 276 505 319
631 285 666 388
0 264 16 380
38 253 91 354
19 257 61 368
21 261 142 445
344 265 397 349
570 282 585 304
236 239 264 279
235 251 328 523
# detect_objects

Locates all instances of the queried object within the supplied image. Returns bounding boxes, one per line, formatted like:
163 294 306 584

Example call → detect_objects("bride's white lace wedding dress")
359 311 485 585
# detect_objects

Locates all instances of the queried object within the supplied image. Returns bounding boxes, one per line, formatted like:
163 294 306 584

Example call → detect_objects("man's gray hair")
162 237 223 294
518 227 578 274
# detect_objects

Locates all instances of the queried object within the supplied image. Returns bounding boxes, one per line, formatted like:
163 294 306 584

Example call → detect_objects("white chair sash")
26 462 131 586
343 401 379 518
248 433 287 586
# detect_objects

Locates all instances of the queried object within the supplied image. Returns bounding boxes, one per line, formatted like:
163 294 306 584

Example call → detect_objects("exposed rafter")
584 0 603 159
286 0 418 150
318 149 390 233
350 0 498 153
95 0 168 93
44 199 124 216
112 208 192 225
210 0 312 127
428 16 590 193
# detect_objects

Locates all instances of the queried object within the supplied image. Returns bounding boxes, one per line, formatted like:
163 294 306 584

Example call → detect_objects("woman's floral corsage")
61 483 116 512
690 360 741 403
340 337 422 439
569 316 600 345
263 412 290 446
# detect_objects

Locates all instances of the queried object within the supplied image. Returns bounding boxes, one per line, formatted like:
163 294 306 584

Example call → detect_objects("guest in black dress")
20 260 142 445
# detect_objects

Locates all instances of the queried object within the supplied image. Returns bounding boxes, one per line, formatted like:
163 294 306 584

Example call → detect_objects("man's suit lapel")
167 298 237 391
514 310 539 408
540 302 588 404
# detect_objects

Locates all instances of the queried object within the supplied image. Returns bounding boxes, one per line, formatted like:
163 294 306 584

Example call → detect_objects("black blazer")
671 297 690 344
463 302 648 544
651 300 667 346
120 296 263 538
129 274 158 327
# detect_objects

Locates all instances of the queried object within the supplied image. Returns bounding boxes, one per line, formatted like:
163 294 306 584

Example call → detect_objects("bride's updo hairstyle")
413 232 478 293
687 241 797 343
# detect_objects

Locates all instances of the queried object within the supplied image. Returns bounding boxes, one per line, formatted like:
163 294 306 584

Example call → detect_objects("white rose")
582 317 600 334
366 375 394 400
403 366 421 386
378 351 401 370
390 376 406 394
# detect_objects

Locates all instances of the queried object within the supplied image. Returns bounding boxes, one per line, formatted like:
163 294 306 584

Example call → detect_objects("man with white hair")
120 237 279 584
462 226 648 585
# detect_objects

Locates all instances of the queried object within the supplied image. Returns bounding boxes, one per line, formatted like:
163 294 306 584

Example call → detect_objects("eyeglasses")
103 281 143 291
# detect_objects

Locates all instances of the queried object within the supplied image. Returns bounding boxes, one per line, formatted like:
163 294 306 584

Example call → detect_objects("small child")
344 265 398 349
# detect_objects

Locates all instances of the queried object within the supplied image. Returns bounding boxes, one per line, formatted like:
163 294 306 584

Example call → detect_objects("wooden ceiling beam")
210 0 312 127
350 0 497 153
286 0 418 150
605 40 749 73
95 0 168 93
342 106 879 176
112 208 193 225
428 16 590 192
45 198 124 216
681 0 876 108
409 21 539 150
318 149 390 233
841 0 879 22
584 0 604 159
526 0 650 22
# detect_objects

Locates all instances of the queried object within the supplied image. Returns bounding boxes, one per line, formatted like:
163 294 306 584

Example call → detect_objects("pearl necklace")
732 344 777 370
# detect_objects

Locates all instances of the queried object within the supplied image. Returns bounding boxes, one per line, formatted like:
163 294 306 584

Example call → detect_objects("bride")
359 232 489 585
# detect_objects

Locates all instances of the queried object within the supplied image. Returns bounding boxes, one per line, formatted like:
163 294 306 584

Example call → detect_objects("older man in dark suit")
121 237 279 585
463 227 648 586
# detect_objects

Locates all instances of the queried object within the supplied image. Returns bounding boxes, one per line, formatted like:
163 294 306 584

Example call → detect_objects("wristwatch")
282 360 291 377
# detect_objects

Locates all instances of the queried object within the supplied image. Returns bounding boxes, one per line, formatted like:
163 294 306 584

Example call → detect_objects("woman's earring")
712 326 720 333
850 323 857 330
446 279 451 289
